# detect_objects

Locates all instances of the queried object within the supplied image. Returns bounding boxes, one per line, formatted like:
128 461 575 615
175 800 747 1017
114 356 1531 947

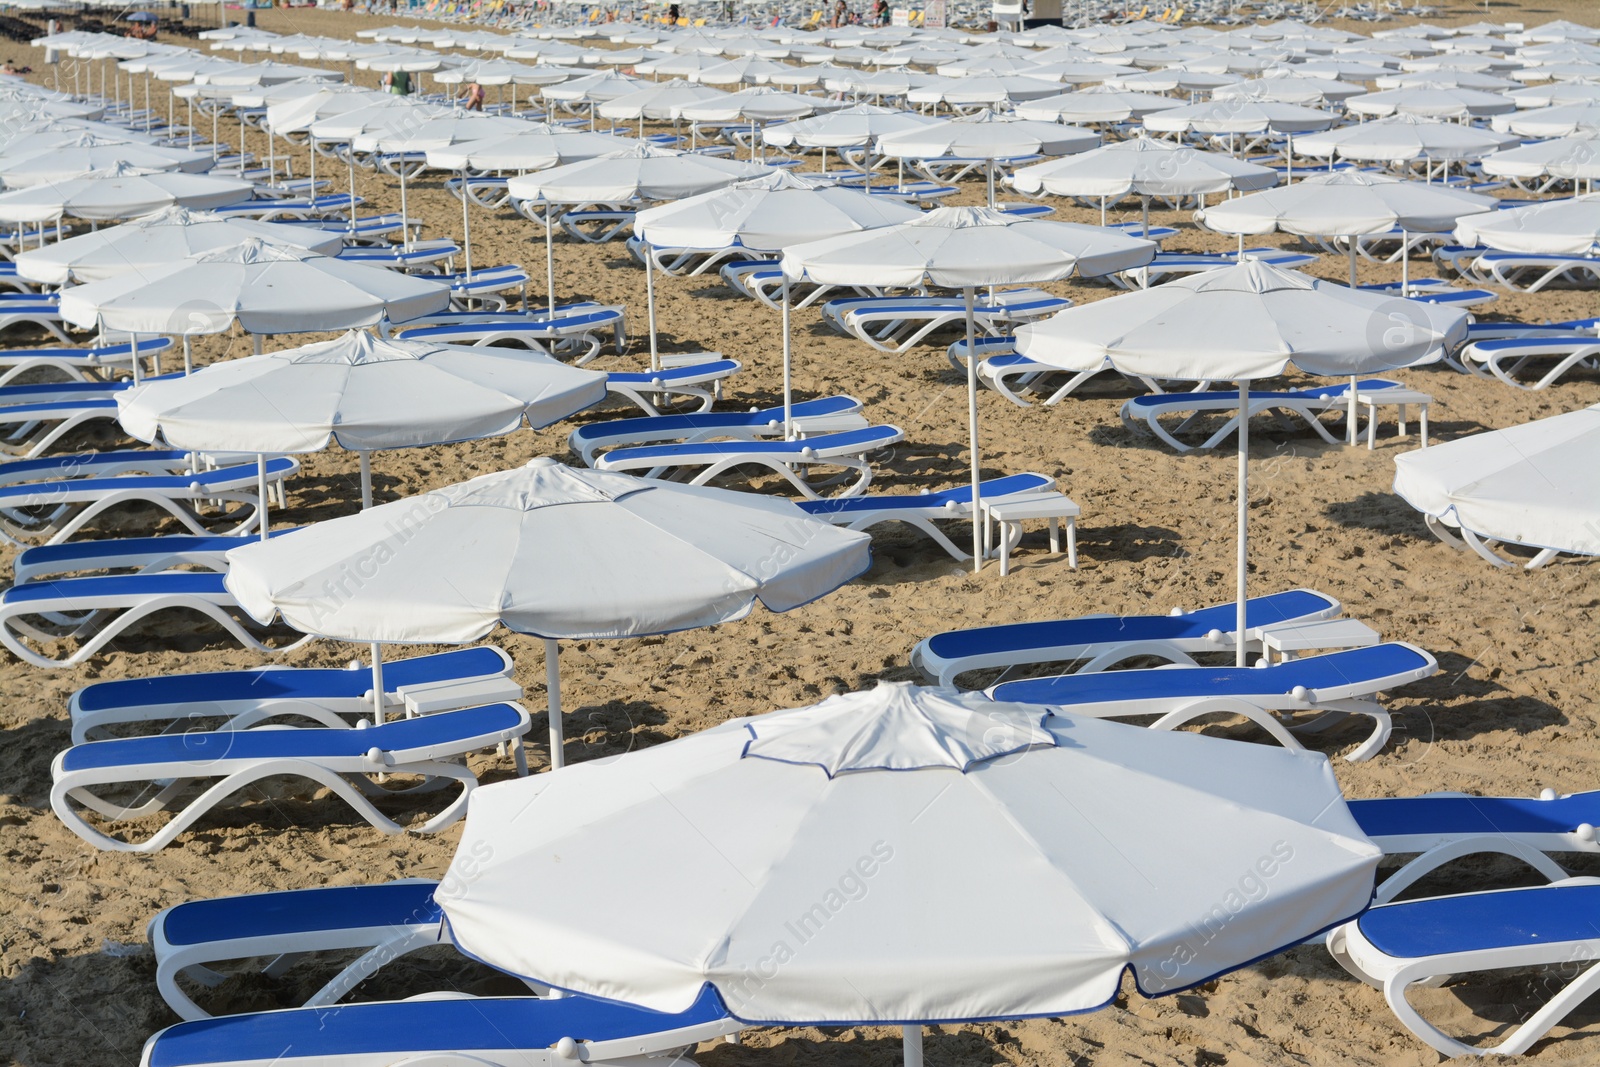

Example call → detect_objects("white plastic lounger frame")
50 703 532 853
595 425 905 500
1460 337 1600 391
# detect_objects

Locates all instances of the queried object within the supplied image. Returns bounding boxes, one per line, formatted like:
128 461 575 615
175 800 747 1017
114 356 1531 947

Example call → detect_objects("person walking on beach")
830 0 848 26
460 81 485 111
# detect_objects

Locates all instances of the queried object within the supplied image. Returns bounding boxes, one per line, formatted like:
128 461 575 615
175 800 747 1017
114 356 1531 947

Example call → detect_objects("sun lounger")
797 472 1059 560
15 531 293 583
0 397 124 458
0 569 315 669
557 207 637 243
0 374 182 408
595 424 905 499
1120 378 1405 452
1115 249 1317 289
333 239 458 272
443 265 530 310
912 588 1344 686
211 193 362 222
1461 336 1600 390
0 448 237 489
394 307 627 363
277 212 417 243
1472 251 1600 293
569 395 867 466
1405 287 1498 309
1324 880 1600 1058
0 338 174 386
721 258 877 311
0 300 72 343
0 455 297 547
947 338 1178 406
70 645 518 744
821 289 1072 354
138 983 740 1066
988 641 1438 762
604 359 743 416
51 702 531 852
445 173 512 208
625 234 753 277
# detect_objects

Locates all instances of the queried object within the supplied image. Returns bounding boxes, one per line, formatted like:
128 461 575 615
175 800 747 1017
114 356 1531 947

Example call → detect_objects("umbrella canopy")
596 79 727 122
351 112 526 153
1142 99 1335 135
13 205 343 285
506 144 772 203
632 170 919 252
673 86 821 123
1015 87 1186 123
0 166 252 223
1015 260 1468 380
875 109 1100 160
438 681 1380 1024
58 238 450 337
1292 114 1516 163
0 134 213 187
1010 138 1277 219
425 126 636 171
1345 84 1514 120
1196 170 1495 238
1479 133 1600 181
1393 404 1600 565
541 70 645 104
1494 102 1600 138
117 329 606 455
761 103 936 149
1455 193 1600 255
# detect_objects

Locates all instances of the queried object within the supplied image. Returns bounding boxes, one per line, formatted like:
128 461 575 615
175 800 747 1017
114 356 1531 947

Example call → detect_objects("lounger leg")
1146 697 1307 751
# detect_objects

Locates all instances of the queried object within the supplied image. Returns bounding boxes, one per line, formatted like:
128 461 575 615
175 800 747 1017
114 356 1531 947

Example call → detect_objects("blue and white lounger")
13 531 295 583
798 472 1060 560
0 397 123 458
1325 880 1600 1058
569 395 867 466
0 338 173 386
70 646 518 743
395 307 627 363
0 455 298 546
988 642 1438 762
1472 251 1600 293
595 424 905 499
51 702 531 852
911 588 1344 686
138 984 740 1067
1461 336 1599 390
1121 379 1404 452
0 570 315 668
605 359 743 416
822 289 1072 354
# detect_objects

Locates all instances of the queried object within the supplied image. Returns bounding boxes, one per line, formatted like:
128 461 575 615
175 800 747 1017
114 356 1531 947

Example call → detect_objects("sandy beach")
1 0 1599 1063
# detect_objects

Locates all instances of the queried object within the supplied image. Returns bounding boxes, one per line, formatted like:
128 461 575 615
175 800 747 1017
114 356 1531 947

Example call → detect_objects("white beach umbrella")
783 208 1155 568
0 166 252 224
906 74 1064 106
0 134 214 187
1455 194 1600 255
1016 260 1468 660
1480 134 1600 183
761 104 936 176
1345 84 1515 119
1015 87 1185 123
596 79 727 132
14 205 343 287
1213 73 1364 105
636 171 921 432
59 239 449 356
1375 69 1517 92
438 681 1379 1063
1196 170 1496 289
508 146 771 320
1011 137 1278 228
541 70 645 109
1494 103 1600 138
1292 114 1516 174
877 111 1099 206
1393 404 1600 569
1140 100 1334 159
223 458 871 767
1506 81 1600 109
118 329 605 512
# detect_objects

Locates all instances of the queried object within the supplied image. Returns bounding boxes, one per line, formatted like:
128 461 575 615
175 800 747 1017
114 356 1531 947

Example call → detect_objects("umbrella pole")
646 251 659 372
1100 195 1106 227
1141 195 1150 238
965 285 982 573
1347 375 1359 447
781 272 793 438
360 451 374 509
461 168 473 280
1347 242 1357 288
400 168 411 253
1400 228 1409 298
545 214 556 319
1235 379 1249 667
986 158 995 209
902 1025 924 1067
256 453 270 542
544 638 564 770
182 335 192 375
369 642 386 725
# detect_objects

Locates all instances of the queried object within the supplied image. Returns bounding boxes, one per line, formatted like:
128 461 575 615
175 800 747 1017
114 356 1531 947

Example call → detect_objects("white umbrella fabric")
1454 193 1600 255
877 110 1099 206
783 207 1155 568
13 205 343 285
223 458 872 767
1393 403 1600 569
438 681 1379 1062
0 134 213 186
1479 133 1600 184
1016 260 1468 661
0 166 252 224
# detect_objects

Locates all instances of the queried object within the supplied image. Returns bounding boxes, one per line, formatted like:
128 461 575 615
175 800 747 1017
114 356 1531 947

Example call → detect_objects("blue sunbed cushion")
0 338 172 360
991 643 1431 706
1127 379 1403 411
144 985 729 1067
606 361 740 386
1471 337 1597 353
922 589 1337 663
4 571 230 606
58 703 526 773
1357 884 1600 960
603 425 895 463
158 881 443 948
0 448 192 480
0 397 118 417
571 396 859 444
1349 793 1600 843
0 457 292 501
74 646 510 714
798 474 1051 516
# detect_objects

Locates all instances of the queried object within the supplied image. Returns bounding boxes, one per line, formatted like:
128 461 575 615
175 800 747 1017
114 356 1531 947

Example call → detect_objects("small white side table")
1259 619 1382 664
1355 388 1432 450
981 495 1080 576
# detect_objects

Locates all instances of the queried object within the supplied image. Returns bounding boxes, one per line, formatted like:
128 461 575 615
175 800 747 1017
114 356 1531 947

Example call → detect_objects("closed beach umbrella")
439 681 1379 1064
1017 260 1467 661
223 459 872 767
1393 404 1600 568
784 207 1154 568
